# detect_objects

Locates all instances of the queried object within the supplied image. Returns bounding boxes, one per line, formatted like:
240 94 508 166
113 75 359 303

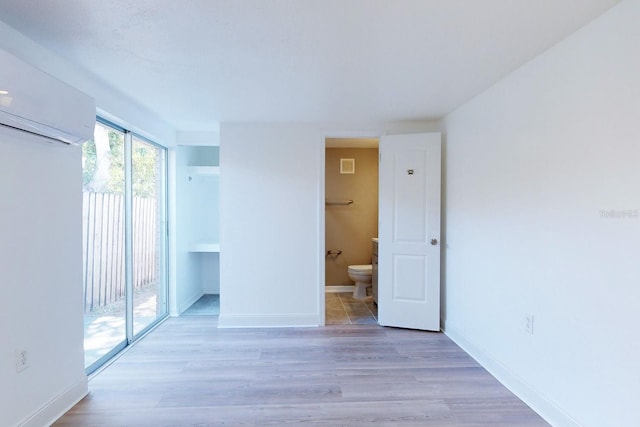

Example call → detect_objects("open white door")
378 133 441 331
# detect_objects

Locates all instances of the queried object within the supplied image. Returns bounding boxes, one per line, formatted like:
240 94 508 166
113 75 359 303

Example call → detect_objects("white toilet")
348 264 372 299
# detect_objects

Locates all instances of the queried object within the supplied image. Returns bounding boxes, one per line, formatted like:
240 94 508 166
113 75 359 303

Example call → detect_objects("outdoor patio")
84 284 162 367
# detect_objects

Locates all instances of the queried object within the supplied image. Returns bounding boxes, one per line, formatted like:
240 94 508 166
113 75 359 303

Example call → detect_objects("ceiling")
0 1 620 132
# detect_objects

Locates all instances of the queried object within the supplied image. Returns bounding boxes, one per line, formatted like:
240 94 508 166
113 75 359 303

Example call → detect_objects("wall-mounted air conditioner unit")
0 48 96 145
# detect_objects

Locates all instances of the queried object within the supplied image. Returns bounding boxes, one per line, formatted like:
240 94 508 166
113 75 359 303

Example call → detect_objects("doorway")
320 132 442 331
324 137 379 324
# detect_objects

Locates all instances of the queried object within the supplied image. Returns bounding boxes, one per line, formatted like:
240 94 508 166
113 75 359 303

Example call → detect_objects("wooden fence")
82 192 159 313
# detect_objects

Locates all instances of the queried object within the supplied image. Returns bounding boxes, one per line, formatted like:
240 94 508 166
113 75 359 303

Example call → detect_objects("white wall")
0 129 87 427
202 254 220 294
441 1 640 425
172 147 203 313
219 121 438 327
219 124 322 326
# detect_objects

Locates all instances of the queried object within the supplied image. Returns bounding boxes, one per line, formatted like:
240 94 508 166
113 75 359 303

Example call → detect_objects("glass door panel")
82 122 127 369
131 137 167 336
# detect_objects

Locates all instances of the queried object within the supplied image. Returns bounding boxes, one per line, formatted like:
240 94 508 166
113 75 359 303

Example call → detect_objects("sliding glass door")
82 120 167 373
131 136 167 335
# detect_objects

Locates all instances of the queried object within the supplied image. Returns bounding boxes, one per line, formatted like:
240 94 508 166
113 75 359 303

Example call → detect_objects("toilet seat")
348 265 372 274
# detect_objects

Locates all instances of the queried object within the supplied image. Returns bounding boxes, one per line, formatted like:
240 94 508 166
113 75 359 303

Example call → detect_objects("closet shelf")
188 241 220 253
187 166 220 176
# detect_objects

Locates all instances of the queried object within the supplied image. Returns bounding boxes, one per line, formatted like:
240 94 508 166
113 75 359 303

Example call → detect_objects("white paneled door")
378 133 441 331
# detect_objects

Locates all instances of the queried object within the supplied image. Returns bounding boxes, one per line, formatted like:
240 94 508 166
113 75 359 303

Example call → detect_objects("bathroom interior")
325 137 379 324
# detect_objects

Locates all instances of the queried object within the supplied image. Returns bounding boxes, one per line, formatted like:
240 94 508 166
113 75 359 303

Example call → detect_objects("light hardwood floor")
56 313 548 426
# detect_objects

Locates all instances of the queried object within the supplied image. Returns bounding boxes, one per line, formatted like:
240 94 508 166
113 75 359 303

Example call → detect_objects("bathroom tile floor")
325 291 378 325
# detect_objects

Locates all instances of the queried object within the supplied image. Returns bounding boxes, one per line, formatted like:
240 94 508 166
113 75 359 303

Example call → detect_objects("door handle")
430 238 438 245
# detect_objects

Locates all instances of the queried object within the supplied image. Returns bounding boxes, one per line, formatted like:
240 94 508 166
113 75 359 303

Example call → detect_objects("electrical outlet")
15 348 28 373
525 314 534 335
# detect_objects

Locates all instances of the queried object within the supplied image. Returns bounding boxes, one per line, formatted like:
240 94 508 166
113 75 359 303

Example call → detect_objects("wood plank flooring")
55 314 548 426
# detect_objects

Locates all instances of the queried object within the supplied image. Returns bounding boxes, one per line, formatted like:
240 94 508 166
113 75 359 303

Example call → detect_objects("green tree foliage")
82 127 160 198
132 139 160 198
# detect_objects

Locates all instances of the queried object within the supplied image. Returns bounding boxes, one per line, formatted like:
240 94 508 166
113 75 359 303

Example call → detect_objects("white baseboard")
325 285 355 293
218 313 320 328
20 374 88 427
443 322 580 427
